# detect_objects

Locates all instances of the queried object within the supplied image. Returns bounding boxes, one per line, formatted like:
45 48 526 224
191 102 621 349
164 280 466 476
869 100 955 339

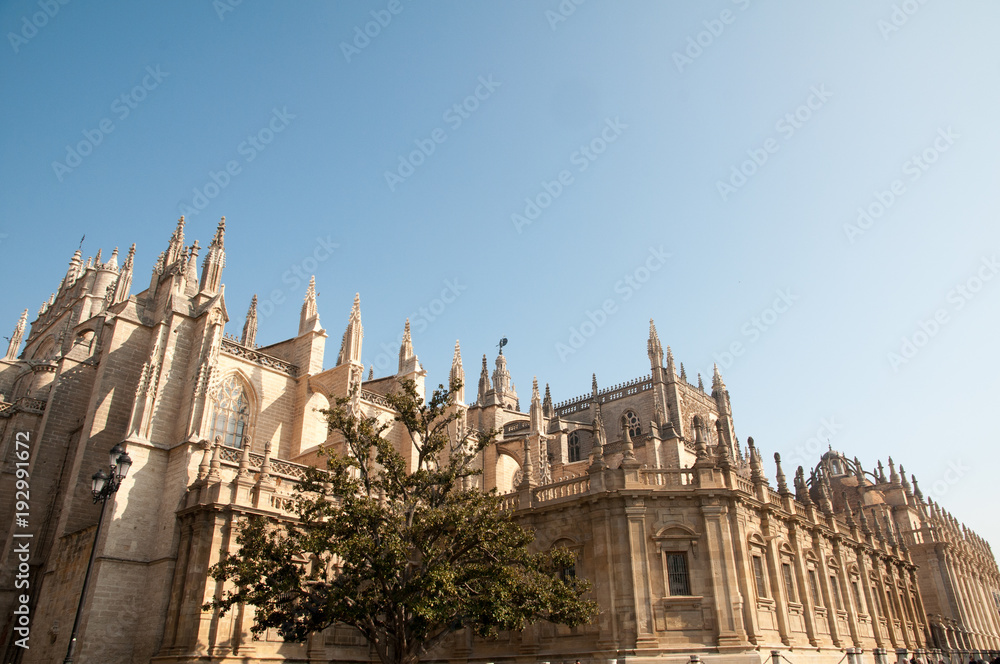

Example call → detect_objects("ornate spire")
477 354 489 405
185 240 200 285
853 456 865 484
715 420 730 468
900 465 912 494
399 318 414 374
199 217 226 294
858 503 871 535
5 309 28 360
622 418 637 462
368 365 374 380
748 437 765 485
241 295 258 348
166 216 186 266
109 243 136 306
911 474 924 503
542 383 553 418
450 340 464 402
665 345 676 378
530 377 543 433
888 456 900 485
697 373 704 391
679 362 687 382
647 318 664 368
590 409 606 469
518 436 535 490
491 349 513 397
794 466 811 504
62 248 83 290
104 247 119 271
712 363 727 394
876 460 886 484
298 276 321 335
774 453 789 495
336 292 362 365
591 373 598 397
694 415 709 461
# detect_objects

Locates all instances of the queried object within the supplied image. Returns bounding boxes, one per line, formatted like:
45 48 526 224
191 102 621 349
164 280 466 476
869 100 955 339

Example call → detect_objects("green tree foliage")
208 378 598 664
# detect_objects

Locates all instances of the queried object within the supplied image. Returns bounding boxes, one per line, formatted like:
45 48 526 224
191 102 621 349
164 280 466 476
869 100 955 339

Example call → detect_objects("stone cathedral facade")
0 217 998 664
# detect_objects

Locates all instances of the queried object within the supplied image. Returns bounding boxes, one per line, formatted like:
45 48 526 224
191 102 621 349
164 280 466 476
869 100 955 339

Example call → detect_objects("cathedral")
1 217 998 664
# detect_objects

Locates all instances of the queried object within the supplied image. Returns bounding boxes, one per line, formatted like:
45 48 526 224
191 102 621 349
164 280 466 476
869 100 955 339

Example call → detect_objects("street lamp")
63 443 132 664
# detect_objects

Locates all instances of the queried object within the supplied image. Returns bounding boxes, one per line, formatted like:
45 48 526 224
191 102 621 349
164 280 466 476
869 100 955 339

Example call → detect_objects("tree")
208 378 598 664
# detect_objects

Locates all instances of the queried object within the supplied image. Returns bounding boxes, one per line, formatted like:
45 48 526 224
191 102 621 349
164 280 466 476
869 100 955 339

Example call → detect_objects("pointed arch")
209 372 256 449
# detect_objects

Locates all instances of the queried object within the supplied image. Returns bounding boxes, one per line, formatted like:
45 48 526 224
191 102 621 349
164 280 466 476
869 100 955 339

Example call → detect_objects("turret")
5 309 27 360
450 340 464 403
336 293 363 365
199 217 226 295
241 295 258 347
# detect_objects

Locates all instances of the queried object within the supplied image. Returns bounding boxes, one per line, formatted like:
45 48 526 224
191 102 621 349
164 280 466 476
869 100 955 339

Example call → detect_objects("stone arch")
208 370 258 449
495 450 521 495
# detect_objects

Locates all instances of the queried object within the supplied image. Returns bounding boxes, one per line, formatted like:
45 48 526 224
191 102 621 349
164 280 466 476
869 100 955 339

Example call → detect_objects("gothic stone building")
1 218 998 664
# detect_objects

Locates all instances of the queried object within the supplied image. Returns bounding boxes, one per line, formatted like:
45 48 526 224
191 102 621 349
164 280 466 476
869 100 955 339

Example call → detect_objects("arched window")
568 431 581 463
211 375 251 449
620 410 641 438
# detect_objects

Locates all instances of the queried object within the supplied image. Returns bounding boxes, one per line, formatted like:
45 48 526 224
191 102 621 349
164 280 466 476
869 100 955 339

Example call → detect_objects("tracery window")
568 431 581 462
211 375 251 449
620 410 641 438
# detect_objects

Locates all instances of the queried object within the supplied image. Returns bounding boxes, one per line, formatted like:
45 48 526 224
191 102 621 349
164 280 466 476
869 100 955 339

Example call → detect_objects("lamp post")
63 443 132 664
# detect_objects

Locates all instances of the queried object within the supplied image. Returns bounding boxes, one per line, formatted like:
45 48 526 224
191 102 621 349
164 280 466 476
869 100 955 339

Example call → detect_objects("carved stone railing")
499 493 519 512
0 397 47 418
360 389 392 409
503 420 530 435
217 444 310 481
220 338 298 377
533 475 590 504
732 474 755 495
640 468 695 488
553 375 653 416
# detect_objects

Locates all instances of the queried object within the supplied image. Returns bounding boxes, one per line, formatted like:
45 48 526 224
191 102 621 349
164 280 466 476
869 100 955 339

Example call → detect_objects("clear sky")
2 2 998 547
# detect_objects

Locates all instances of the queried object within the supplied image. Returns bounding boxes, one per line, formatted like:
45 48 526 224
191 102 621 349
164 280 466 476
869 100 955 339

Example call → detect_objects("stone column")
834 541 863 648
624 495 657 648
700 497 748 649
860 551 887 650
789 523 819 647
763 514 792 646
814 532 843 647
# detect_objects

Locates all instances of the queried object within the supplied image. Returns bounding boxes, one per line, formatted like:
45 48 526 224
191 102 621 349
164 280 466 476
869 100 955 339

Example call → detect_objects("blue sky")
2 1 999 547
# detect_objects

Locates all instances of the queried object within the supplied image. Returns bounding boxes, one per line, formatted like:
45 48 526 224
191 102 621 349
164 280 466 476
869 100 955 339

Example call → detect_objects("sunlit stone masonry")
0 217 998 664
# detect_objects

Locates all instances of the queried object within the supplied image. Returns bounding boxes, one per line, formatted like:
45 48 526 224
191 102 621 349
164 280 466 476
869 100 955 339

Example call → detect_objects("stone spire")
888 456 900 485
647 318 664 368
911 474 924 503
61 248 83 291
712 363 727 395
450 340 464 402
679 362 687 382
200 217 226 294
298 276 321 335
697 373 704 391
518 436 535 490
900 465 912 495
794 466 813 505
492 350 513 397
665 345 676 378
694 416 709 462
542 383 553 418
5 309 27 360
530 377 543 433
858 503 871 536
368 365 374 380
104 247 119 271
714 420 730 468
774 453 790 495
184 240 200 286
590 409 606 469
241 295 258 348
591 373 598 397
819 473 834 514
166 216 186 266
477 355 489 405
398 319 421 374
336 293 363 366
876 460 886 484
843 492 856 528
748 437 766 485
110 244 135 305
621 419 637 463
